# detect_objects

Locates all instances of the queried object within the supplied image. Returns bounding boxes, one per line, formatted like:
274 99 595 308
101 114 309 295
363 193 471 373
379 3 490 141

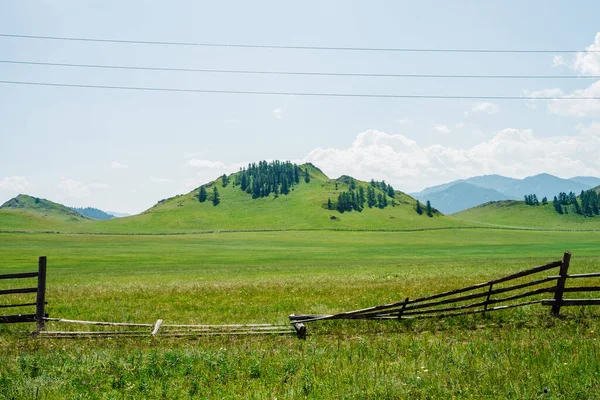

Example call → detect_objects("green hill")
0 194 90 231
0 163 461 233
452 199 600 229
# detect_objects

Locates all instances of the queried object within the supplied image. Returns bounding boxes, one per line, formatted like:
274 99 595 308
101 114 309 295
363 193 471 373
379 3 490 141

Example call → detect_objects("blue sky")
1 1 600 213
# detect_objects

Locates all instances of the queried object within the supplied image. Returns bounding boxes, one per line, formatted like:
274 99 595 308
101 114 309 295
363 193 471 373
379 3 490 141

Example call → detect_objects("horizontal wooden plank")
372 300 546 320
0 314 37 323
381 279 556 315
562 286 600 293
542 299 600 306
287 260 563 324
0 287 37 296
0 302 39 309
548 272 600 280
0 272 38 280
401 286 556 317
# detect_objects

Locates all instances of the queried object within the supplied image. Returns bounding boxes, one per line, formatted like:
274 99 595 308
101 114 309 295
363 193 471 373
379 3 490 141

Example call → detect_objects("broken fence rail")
290 252 600 324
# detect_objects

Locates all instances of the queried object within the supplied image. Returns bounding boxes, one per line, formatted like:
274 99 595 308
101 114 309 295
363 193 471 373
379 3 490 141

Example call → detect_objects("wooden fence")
0 256 47 331
290 252 600 324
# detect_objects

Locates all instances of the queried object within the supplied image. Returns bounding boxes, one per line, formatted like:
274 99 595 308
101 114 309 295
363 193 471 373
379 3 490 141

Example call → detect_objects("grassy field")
1 229 600 398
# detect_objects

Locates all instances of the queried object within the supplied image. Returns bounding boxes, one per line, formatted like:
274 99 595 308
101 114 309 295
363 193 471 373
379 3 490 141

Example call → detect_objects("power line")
0 33 598 53
1 79 599 100
1 60 599 79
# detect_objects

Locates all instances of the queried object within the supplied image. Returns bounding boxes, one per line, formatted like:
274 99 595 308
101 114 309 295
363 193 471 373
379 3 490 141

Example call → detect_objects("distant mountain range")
412 174 600 214
69 207 116 220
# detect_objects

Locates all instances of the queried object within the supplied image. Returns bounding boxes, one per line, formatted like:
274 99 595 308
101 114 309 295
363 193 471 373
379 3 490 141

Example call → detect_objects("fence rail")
0 256 47 331
291 251 600 325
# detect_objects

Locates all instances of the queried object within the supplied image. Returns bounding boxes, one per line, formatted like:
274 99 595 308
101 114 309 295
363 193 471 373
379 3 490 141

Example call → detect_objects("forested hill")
90 161 452 233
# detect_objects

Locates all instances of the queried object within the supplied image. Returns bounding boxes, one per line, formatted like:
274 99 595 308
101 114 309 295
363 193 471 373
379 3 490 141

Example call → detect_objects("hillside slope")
452 200 600 229
0 163 463 233
0 194 91 231
92 163 458 233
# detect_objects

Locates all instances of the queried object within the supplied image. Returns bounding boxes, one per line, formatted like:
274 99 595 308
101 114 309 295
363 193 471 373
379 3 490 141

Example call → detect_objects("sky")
1 1 600 214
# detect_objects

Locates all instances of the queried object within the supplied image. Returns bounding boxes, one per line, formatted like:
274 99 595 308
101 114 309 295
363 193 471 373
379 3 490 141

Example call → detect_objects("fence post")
36 256 47 332
483 284 493 315
397 297 409 320
551 252 571 317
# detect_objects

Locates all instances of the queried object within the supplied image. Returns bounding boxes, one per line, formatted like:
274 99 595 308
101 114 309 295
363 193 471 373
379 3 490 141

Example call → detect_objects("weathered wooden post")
36 256 47 332
483 284 494 315
551 252 571 317
397 297 409 320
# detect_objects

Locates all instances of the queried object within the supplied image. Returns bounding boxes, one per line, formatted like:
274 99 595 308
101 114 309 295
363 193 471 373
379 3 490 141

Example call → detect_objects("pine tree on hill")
416 200 423 215
377 193 385 209
367 186 376 208
358 186 366 208
212 186 220 206
426 200 433 217
304 168 310 183
387 184 395 198
553 196 563 214
199 186 207 203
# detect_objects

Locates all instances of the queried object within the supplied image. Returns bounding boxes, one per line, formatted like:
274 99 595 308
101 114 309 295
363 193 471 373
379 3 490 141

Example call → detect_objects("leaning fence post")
397 297 409 320
551 252 571 317
483 284 493 315
36 256 47 332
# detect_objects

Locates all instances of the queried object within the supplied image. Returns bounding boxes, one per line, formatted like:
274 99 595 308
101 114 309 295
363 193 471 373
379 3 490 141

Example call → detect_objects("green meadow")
1 229 600 399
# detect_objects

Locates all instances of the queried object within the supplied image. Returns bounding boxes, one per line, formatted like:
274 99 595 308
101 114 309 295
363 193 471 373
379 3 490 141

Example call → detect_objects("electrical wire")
1 79 599 100
1 60 599 79
0 33 598 53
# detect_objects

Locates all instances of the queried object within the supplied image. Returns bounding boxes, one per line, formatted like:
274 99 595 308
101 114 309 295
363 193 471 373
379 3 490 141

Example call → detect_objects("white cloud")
553 55 568 68
576 121 600 136
396 118 414 125
304 129 600 192
150 177 172 184
111 161 128 169
573 32 600 75
535 33 600 117
58 178 109 198
0 176 31 192
529 81 600 117
185 159 246 189
187 159 229 169
273 108 284 120
468 102 499 115
434 124 450 134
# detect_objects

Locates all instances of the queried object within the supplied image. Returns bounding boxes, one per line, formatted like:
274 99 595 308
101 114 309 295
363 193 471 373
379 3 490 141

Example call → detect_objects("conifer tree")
221 174 229 187
377 193 385 209
212 186 220 206
367 186 376 208
304 169 310 183
416 200 423 215
426 200 433 217
358 186 366 208
387 185 395 198
327 198 333 210
553 196 563 214
199 186 207 203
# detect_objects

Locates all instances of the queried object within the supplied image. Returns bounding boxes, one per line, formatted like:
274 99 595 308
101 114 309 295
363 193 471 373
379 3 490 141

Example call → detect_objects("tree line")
233 160 304 199
552 190 599 216
523 194 547 206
